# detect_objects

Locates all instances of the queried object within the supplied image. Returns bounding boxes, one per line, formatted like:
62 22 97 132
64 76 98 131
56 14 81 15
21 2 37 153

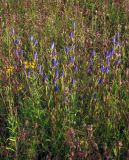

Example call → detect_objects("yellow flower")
23 61 36 69
6 66 14 74
80 140 85 145
17 84 23 92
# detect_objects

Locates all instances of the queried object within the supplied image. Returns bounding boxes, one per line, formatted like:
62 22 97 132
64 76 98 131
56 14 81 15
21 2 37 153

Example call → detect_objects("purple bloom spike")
105 67 109 73
34 40 38 46
44 73 47 81
91 49 96 57
101 65 105 72
34 51 38 60
20 49 24 56
112 36 116 44
73 65 78 72
69 32 73 39
70 55 74 63
39 65 42 74
51 59 58 67
55 70 59 79
15 50 19 57
27 69 31 77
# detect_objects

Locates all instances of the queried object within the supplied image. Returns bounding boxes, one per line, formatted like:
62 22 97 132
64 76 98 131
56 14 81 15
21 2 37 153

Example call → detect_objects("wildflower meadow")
0 0 129 159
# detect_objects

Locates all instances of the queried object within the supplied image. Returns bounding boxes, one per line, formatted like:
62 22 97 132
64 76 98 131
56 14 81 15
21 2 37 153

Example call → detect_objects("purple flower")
115 58 121 65
117 32 120 39
101 65 105 72
91 49 96 57
73 65 78 72
44 73 47 81
69 32 73 39
39 65 42 74
70 55 74 63
27 69 31 77
71 79 75 86
54 84 58 92
105 67 109 73
20 49 24 56
112 36 116 44
93 93 97 101
51 59 58 67
34 51 38 60
65 47 69 54
106 58 110 65
34 40 38 46
55 70 59 78
15 39 19 45
15 50 19 57
99 78 102 84
60 70 64 77
108 49 114 57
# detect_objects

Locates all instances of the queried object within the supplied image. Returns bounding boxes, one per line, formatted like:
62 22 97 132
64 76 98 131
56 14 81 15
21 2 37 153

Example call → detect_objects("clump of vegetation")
0 1 128 159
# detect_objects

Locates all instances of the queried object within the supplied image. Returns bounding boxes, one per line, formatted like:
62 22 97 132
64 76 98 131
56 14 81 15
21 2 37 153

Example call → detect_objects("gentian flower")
112 36 116 44
20 49 24 56
27 69 31 77
51 59 58 67
91 49 96 57
15 50 19 57
34 40 38 46
39 65 42 74
54 84 58 92
15 39 19 45
73 65 78 72
69 32 73 39
70 55 74 63
105 67 109 73
55 70 59 78
99 78 102 84
44 73 47 81
34 51 38 60
101 65 105 72
65 47 69 54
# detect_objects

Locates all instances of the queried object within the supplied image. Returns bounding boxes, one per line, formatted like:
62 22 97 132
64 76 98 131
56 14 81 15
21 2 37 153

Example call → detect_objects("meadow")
0 0 129 159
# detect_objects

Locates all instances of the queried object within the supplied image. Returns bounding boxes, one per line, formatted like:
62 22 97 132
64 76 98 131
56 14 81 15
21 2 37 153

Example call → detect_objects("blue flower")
73 65 78 72
15 50 19 57
105 67 109 73
34 40 38 46
69 32 73 39
20 50 24 56
65 47 69 54
54 85 58 92
91 49 96 57
60 70 64 77
51 59 58 67
93 93 97 101
71 79 75 86
115 58 121 65
34 51 38 60
44 73 47 81
15 39 19 45
55 70 59 78
39 65 42 74
101 65 105 72
27 69 31 77
112 36 116 44
99 78 102 84
70 55 74 63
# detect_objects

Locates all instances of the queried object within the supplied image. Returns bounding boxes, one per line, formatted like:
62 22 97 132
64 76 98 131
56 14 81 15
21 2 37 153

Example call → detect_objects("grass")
0 0 129 159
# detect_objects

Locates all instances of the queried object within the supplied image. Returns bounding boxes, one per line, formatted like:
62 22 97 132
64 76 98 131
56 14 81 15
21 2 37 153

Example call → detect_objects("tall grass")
0 0 128 159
